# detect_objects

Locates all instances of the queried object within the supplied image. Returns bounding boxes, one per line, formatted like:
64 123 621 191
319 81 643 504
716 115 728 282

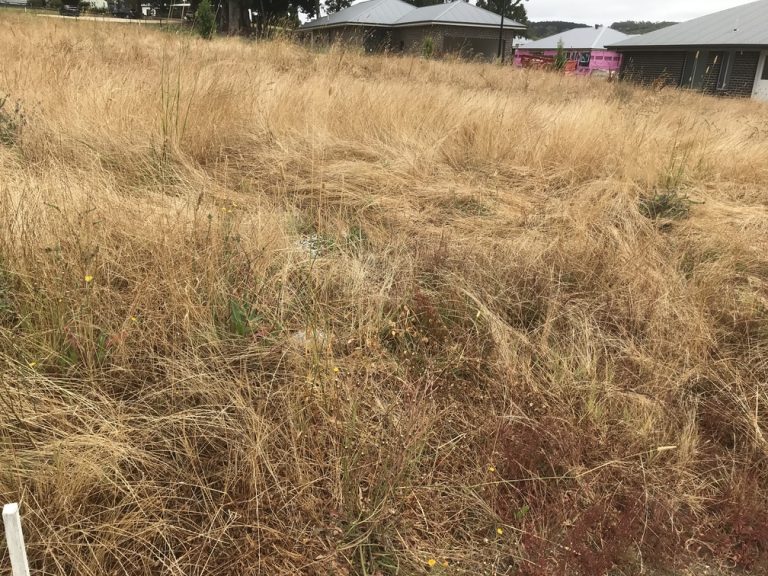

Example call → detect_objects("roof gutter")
608 43 768 51
393 21 525 30
299 22 395 30
518 46 610 51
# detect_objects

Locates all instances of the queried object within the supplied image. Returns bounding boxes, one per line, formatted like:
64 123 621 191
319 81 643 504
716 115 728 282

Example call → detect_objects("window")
595 55 604 60
717 52 731 89
579 52 591 66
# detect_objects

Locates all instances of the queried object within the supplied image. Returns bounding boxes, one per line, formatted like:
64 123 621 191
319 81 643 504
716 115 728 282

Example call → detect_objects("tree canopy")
475 0 528 26
401 0 445 7
610 20 677 35
526 21 587 40
324 0 351 13
225 0 319 35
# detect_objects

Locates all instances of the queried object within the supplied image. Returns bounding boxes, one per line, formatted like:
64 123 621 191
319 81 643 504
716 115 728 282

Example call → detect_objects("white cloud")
525 0 755 25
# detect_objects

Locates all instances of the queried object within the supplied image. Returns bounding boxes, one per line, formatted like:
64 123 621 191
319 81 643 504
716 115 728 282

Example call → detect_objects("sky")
525 0 755 25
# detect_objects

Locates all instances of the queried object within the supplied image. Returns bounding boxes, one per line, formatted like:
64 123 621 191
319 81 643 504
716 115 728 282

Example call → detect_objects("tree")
195 0 216 38
475 0 528 26
222 0 318 35
324 0 350 13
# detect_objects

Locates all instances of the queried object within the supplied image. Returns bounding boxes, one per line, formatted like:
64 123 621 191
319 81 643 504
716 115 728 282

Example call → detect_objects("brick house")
607 0 768 100
298 0 525 61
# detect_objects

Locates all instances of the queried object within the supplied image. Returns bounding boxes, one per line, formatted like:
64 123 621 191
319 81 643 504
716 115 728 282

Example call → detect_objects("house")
514 26 631 75
608 0 768 100
299 0 526 60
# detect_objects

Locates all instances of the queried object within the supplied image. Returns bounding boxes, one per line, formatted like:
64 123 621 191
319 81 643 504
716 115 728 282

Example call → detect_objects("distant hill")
610 21 678 35
524 20 677 40
525 21 589 40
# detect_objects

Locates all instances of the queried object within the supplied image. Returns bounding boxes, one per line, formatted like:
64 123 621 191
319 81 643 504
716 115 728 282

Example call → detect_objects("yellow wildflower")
427 558 437 568
130 316 138 322
333 366 340 373
488 465 496 473
84 275 93 283
28 361 37 368
496 527 503 535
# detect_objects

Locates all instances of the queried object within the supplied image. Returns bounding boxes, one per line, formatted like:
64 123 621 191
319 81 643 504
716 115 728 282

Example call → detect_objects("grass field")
1 12 767 576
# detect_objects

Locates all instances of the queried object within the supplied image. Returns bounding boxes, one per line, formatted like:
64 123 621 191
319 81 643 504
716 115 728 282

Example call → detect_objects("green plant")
421 35 434 59
640 126 700 220
554 39 566 70
194 0 216 40
344 225 367 253
228 298 262 336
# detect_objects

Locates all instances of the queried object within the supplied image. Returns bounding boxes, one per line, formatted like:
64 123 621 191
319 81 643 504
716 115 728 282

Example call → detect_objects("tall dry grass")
1 12 768 575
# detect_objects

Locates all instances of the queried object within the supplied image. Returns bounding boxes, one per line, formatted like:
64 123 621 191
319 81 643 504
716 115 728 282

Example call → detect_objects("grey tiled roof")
300 0 524 31
609 0 768 48
300 0 414 29
394 2 524 29
520 26 630 51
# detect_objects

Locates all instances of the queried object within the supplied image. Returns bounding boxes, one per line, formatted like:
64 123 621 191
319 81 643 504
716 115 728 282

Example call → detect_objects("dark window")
762 57 768 80
717 52 731 89
579 52 591 66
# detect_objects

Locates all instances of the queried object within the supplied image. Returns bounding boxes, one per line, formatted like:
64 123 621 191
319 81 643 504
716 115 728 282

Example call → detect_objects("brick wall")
619 51 687 86
394 25 516 60
619 49 761 98
726 51 760 97
304 24 519 61
441 25 516 60
395 25 442 54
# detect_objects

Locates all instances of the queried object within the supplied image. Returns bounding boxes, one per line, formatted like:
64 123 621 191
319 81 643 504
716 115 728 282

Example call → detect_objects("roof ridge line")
592 26 608 49
354 0 389 22
436 1 459 21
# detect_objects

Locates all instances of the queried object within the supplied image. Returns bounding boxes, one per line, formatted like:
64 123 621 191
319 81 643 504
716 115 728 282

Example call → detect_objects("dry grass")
1 13 768 576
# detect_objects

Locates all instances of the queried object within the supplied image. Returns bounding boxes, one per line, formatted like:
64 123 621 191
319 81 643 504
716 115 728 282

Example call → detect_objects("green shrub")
421 36 434 59
194 0 216 39
554 39 566 70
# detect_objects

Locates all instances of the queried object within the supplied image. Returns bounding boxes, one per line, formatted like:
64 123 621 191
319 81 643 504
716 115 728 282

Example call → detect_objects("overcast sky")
526 0 753 24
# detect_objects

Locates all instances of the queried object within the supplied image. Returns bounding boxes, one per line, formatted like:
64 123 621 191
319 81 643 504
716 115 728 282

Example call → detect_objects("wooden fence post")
2 503 31 576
